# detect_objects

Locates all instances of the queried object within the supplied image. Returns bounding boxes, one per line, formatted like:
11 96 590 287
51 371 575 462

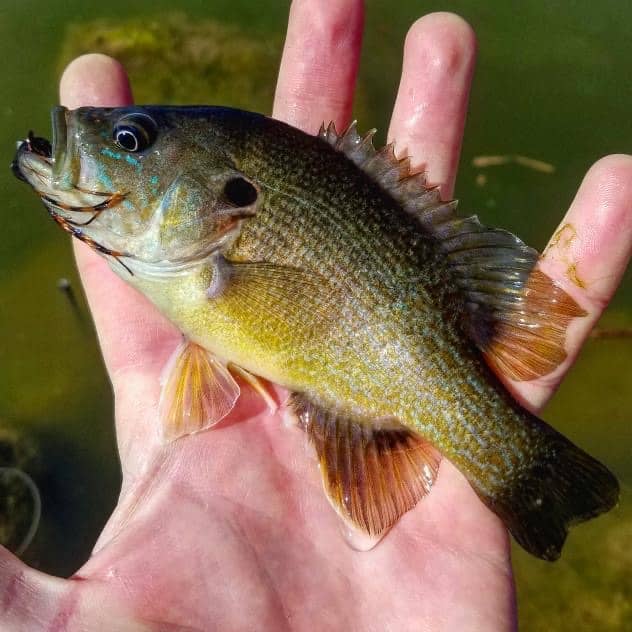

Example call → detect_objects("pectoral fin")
217 260 339 336
290 394 440 539
159 340 240 441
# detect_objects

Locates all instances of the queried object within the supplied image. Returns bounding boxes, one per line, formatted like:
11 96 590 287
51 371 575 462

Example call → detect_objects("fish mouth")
13 105 128 220
13 106 74 189
12 108 134 274
13 122 126 227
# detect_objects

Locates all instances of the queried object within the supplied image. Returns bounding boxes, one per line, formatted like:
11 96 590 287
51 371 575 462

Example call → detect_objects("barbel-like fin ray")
228 363 278 412
320 121 587 381
159 340 240 441
290 394 440 537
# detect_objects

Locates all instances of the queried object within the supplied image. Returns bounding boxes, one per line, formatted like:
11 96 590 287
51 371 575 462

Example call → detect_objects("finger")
0 546 64 626
273 0 364 133
388 13 476 199
0 544 146 628
58 53 133 109
511 154 632 411
60 55 180 473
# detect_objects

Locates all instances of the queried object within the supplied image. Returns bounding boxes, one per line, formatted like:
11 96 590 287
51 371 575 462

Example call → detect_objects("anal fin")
159 340 240 441
290 394 440 540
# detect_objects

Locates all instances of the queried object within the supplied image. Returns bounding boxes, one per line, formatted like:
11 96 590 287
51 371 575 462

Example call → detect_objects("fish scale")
13 105 619 560
231 165 534 484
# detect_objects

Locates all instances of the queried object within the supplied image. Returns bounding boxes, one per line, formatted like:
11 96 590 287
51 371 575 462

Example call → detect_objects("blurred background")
0 1 630 629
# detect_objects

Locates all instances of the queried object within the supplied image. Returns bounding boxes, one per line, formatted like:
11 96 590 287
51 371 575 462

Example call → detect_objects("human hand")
2 2 631 630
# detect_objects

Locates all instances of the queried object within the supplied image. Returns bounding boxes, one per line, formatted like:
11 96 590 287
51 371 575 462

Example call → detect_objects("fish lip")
51 106 72 189
17 106 79 192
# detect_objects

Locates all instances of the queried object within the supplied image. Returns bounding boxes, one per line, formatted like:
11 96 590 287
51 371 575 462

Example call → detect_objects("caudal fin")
482 417 619 561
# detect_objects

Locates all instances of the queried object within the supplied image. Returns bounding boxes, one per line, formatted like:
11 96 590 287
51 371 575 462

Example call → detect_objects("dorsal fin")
318 120 447 219
319 121 587 381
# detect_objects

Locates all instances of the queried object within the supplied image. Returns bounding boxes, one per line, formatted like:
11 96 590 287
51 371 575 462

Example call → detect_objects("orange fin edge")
481 269 587 381
290 394 440 537
159 340 240 442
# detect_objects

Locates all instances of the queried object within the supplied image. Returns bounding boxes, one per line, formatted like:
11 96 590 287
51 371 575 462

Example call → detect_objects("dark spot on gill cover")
224 176 258 207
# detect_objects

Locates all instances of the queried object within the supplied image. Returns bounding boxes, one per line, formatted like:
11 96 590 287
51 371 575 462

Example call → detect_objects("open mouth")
13 106 128 223
13 123 126 227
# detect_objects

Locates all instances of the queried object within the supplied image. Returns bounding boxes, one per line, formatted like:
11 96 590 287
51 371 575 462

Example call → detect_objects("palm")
3 5 631 631
74 387 513 630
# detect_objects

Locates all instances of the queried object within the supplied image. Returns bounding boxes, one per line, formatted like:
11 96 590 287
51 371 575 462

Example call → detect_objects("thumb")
0 545 150 630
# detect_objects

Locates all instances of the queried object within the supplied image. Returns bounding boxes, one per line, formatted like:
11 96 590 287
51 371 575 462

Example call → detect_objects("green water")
1 1 630 628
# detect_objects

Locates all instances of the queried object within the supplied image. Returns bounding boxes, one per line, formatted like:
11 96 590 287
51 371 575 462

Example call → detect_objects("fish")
12 105 619 561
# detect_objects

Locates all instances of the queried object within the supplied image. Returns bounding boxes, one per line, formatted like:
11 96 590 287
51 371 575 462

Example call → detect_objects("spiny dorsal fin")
320 121 587 381
291 394 440 537
318 120 445 218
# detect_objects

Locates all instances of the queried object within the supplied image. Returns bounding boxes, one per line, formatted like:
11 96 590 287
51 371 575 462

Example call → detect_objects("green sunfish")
13 106 619 560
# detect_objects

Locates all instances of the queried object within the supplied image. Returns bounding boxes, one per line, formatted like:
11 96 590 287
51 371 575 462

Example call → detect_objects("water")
1 1 630 628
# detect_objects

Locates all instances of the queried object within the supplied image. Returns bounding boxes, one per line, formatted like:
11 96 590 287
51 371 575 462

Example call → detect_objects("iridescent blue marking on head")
96 162 115 191
101 147 122 161
124 154 142 172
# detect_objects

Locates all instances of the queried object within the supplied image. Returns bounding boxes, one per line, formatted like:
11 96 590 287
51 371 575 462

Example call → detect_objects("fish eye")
112 114 157 153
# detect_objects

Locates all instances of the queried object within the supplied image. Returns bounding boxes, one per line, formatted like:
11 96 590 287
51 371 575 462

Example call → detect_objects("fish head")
13 106 260 275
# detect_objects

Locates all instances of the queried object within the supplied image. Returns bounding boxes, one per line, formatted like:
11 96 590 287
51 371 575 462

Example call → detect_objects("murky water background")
1 1 630 628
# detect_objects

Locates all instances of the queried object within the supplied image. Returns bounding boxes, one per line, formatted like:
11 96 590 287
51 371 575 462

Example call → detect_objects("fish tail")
481 414 619 561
